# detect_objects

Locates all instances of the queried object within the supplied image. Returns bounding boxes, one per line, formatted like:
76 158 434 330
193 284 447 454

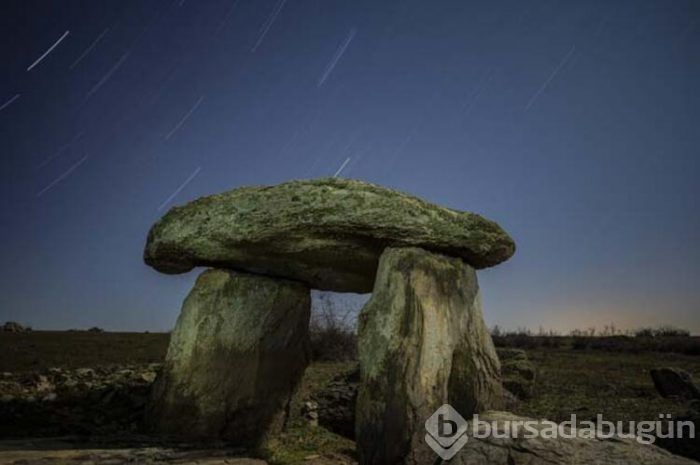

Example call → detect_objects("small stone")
140 371 157 383
34 375 54 392
303 401 318 411
62 379 79 389
76 368 96 378
651 367 700 400
302 401 319 427
117 369 135 377
42 393 58 402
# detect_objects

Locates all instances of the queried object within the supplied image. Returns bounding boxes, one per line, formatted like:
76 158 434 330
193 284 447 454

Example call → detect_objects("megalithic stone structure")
143 178 515 456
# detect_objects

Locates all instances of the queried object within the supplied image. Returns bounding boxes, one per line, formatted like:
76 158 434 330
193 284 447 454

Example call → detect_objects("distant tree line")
490 324 698 355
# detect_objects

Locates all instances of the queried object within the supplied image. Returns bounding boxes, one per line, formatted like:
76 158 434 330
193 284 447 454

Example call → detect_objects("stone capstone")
144 178 515 292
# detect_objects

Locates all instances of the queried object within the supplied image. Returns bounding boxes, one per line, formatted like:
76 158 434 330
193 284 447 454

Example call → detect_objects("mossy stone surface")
356 247 502 465
144 178 515 292
148 269 311 447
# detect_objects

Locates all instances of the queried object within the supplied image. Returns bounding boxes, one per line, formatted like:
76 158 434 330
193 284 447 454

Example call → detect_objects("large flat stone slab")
144 178 515 292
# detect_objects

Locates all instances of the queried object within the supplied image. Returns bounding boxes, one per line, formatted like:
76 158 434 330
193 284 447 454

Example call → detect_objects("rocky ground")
1 332 699 464
0 365 159 438
0 360 356 465
0 439 265 465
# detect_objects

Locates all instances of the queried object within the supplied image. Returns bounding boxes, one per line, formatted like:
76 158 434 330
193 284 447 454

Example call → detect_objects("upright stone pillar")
356 247 502 465
148 268 311 448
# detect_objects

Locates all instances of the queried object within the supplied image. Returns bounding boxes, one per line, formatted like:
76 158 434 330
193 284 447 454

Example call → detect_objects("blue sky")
1 0 698 333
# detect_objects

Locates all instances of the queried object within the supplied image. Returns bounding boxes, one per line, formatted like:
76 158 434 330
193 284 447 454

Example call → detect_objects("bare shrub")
492 325 697 354
635 326 690 338
309 293 358 361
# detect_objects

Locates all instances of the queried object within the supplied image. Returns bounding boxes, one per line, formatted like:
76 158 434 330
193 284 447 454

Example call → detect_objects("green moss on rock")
144 178 515 292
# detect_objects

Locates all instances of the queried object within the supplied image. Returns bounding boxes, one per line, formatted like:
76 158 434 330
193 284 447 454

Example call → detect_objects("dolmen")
143 177 515 461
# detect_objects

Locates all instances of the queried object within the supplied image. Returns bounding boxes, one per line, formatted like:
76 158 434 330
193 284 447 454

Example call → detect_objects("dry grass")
514 348 700 426
2 331 699 463
0 331 168 372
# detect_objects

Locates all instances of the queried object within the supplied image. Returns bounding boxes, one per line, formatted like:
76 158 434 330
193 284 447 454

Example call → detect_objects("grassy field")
1 331 698 464
0 331 169 372
515 348 700 424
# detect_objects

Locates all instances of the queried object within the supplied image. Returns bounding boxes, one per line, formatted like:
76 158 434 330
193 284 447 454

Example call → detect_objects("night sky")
1 0 698 333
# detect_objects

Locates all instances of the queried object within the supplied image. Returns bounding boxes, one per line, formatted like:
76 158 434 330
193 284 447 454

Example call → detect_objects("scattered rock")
302 401 319 427
148 269 311 448
0 444 269 465
651 368 700 400
75 368 96 379
140 371 157 383
312 367 359 439
1 321 31 333
356 247 502 465
34 375 54 393
0 364 161 438
144 178 515 292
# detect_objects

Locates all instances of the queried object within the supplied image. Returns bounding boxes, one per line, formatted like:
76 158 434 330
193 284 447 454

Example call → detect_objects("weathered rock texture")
651 367 700 400
144 178 515 292
0 365 159 438
2 321 31 333
148 269 311 447
444 411 698 465
356 247 502 465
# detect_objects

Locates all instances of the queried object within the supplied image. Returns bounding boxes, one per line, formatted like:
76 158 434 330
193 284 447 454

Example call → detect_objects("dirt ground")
1 331 698 464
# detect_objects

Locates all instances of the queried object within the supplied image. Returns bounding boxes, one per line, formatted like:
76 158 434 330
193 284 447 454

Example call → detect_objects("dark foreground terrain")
0 331 698 464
